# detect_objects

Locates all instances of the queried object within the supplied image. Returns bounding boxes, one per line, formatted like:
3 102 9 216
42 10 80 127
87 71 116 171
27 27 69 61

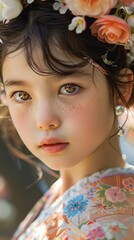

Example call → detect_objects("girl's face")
2 48 115 170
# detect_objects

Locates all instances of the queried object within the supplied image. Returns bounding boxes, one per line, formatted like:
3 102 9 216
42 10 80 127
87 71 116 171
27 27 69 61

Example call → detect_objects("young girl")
0 0 134 239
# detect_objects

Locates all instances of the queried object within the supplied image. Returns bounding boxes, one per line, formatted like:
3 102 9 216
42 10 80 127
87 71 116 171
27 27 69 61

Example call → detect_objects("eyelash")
10 83 82 103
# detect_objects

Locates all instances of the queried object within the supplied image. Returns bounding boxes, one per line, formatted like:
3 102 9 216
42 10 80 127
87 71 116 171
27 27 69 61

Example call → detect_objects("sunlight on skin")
2 47 125 193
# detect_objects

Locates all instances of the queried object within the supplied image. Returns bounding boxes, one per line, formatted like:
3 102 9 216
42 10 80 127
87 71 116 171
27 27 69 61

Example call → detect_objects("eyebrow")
4 80 30 87
4 71 93 87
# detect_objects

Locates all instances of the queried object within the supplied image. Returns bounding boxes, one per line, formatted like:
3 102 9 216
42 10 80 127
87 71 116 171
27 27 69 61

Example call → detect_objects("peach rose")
90 15 130 44
122 0 134 6
64 0 118 18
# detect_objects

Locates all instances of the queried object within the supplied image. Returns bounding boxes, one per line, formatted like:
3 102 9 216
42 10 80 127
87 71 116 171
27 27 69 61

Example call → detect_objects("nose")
35 102 61 130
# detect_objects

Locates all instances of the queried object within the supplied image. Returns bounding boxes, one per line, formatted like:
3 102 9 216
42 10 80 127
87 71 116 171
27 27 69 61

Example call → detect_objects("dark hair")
0 0 134 163
0 0 134 101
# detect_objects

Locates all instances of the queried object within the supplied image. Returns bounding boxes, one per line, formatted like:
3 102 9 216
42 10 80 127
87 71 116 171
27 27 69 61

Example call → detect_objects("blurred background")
0 137 57 240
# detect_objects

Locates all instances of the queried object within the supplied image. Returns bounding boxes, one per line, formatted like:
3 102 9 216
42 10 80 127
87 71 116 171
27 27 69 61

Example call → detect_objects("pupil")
19 92 28 100
66 85 76 93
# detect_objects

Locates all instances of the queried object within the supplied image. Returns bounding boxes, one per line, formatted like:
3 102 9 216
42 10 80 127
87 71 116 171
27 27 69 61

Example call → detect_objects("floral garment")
12 165 134 240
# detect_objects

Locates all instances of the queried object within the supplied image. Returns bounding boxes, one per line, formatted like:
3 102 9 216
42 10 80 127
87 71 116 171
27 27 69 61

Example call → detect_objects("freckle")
56 102 82 111
68 105 82 111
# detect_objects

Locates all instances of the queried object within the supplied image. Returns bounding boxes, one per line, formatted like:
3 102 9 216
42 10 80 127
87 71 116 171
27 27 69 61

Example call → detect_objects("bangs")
0 0 127 79
24 33 91 76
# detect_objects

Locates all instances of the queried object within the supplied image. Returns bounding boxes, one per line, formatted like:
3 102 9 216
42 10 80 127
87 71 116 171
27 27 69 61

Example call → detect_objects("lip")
39 138 69 154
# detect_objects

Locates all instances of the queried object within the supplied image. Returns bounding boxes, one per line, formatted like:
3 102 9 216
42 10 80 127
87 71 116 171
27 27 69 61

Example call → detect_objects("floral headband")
0 0 134 71
0 0 134 46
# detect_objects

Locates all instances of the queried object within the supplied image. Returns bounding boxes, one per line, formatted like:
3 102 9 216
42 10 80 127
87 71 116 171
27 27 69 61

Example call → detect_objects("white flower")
0 0 23 21
128 2 134 12
68 16 86 34
101 220 128 240
27 0 34 3
53 0 68 14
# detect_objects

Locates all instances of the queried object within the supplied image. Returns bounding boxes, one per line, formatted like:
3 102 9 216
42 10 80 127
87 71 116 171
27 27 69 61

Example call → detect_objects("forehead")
2 43 94 78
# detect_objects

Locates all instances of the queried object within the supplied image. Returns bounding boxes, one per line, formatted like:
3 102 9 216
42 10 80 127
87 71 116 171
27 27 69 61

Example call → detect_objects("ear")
115 68 134 105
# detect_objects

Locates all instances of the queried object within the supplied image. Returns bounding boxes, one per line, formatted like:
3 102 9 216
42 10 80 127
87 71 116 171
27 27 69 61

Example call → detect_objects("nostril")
49 124 55 128
37 121 60 130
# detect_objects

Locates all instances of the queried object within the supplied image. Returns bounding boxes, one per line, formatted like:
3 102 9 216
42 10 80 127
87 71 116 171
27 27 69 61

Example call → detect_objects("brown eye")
14 91 31 102
60 84 80 95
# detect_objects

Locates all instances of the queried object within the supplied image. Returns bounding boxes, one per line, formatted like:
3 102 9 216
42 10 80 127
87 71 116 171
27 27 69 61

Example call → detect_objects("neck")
59 136 125 195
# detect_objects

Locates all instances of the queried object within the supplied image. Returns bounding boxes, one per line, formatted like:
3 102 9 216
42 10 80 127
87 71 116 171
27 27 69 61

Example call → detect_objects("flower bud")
127 14 134 28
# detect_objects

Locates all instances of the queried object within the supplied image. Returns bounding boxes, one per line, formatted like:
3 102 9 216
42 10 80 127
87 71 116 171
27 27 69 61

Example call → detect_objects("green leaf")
97 190 106 198
114 201 129 207
99 184 111 189
125 191 134 198
78 221 89 230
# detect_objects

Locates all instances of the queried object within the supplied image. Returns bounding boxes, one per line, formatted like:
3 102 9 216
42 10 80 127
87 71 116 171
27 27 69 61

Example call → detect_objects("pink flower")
90 15 130 44
105 187 127 203
63 236 68 240
64 0 118 18
122 177 134 192
86 226 106 240
122 0 134 6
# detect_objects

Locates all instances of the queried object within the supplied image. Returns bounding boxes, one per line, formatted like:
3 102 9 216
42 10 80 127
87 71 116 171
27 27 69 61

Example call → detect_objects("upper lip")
39 137 67 146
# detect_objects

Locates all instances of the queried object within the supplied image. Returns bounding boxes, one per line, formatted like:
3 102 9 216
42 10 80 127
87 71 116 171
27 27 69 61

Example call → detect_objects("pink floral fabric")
12 165 134 240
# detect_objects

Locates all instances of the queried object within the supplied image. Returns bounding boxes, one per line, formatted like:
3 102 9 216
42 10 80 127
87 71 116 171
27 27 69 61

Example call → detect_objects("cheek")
66 95 114 138
9 106 31 138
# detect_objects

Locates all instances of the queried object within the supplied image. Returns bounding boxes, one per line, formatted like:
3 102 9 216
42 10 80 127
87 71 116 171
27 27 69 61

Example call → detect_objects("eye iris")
18 92 29 100
65 84 76 93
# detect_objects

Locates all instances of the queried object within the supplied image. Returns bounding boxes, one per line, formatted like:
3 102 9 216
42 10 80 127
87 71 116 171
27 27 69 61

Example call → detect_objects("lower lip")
41 143 68 154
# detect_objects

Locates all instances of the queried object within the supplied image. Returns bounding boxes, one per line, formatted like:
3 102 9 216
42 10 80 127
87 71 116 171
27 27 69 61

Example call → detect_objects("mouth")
39 138 69 154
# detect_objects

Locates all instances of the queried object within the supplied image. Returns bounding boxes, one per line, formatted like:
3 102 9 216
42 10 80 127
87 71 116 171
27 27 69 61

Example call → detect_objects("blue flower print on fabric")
63 194 88 218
